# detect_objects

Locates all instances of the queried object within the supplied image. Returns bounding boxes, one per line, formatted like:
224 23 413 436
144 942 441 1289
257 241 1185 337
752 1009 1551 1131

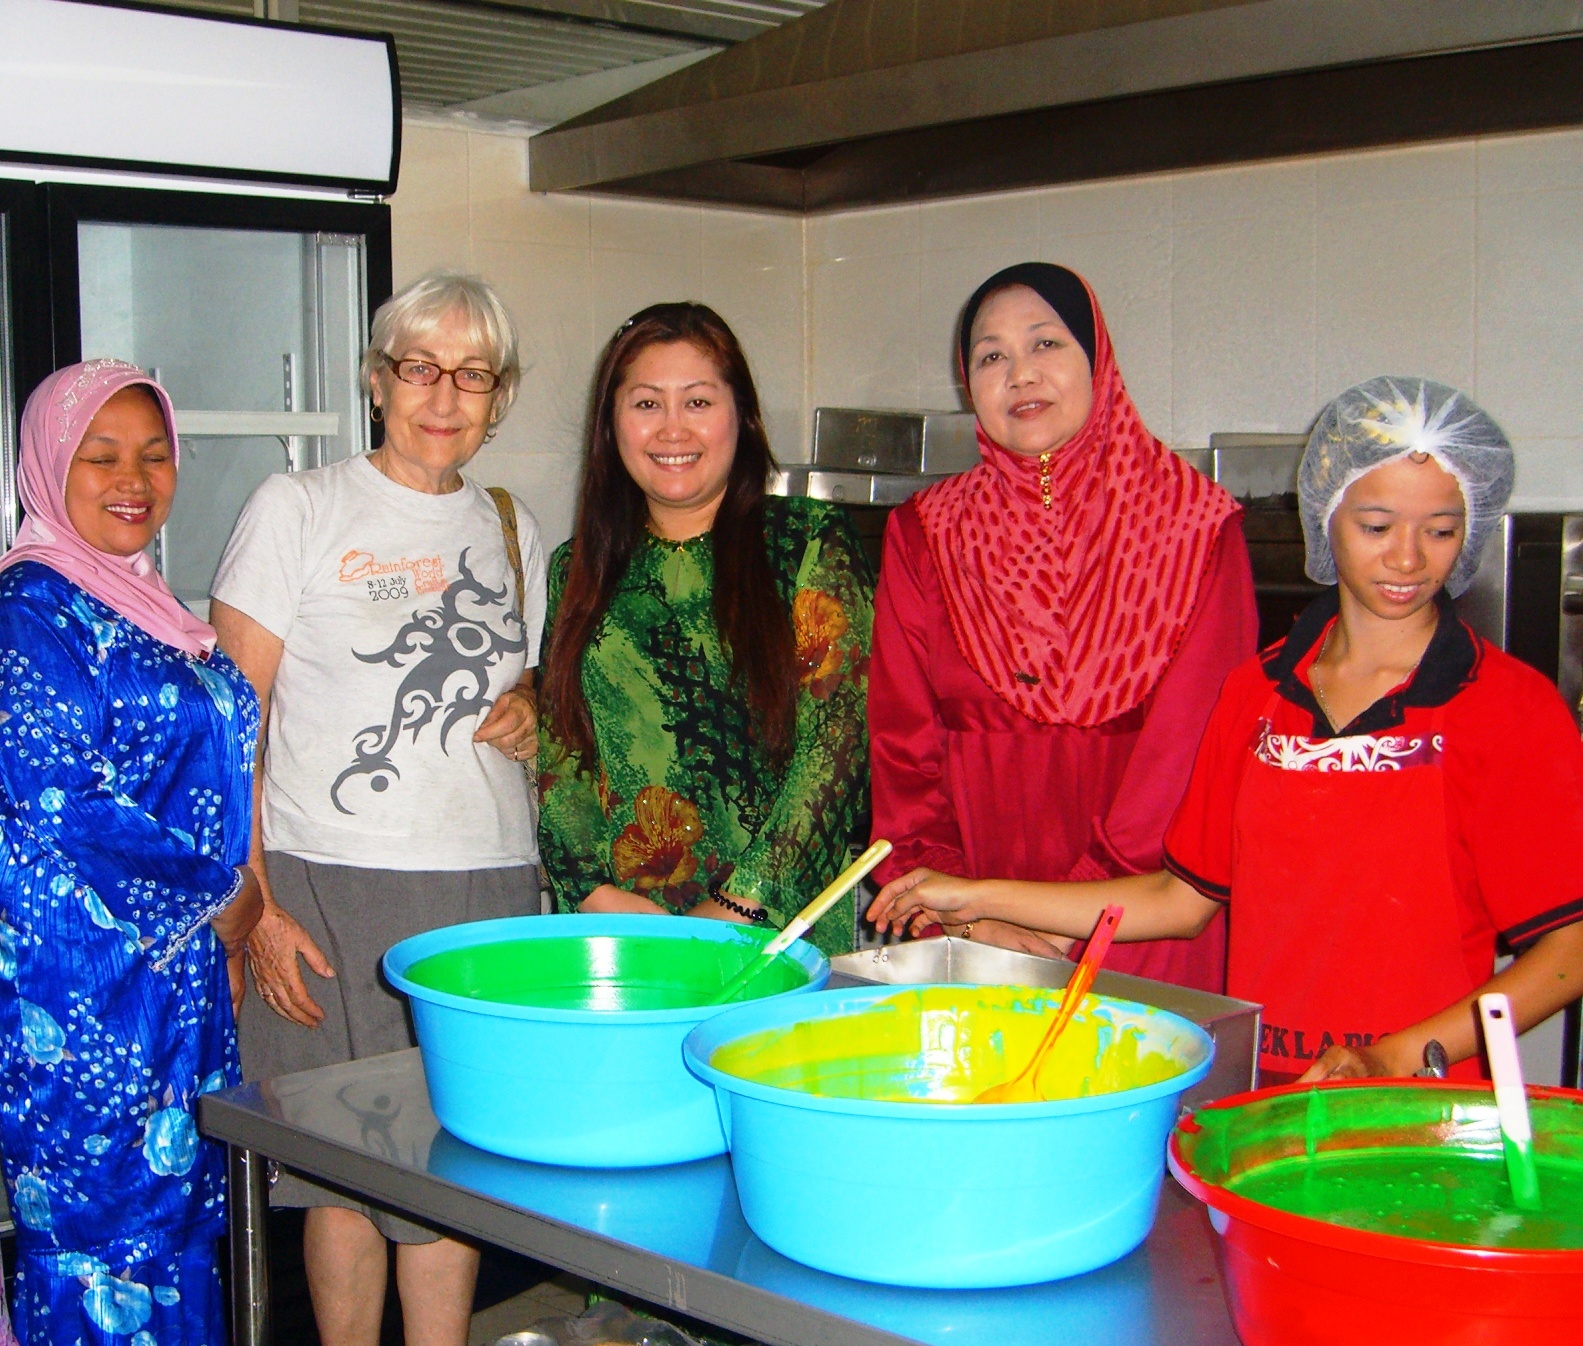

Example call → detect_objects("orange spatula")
975 905 1124 1104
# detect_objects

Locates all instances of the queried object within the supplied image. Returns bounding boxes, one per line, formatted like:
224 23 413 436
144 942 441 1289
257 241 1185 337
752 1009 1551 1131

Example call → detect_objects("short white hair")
362 271 521 418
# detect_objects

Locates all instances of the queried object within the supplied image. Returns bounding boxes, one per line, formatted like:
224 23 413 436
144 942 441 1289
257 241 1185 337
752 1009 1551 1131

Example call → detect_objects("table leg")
229 1145 272 1346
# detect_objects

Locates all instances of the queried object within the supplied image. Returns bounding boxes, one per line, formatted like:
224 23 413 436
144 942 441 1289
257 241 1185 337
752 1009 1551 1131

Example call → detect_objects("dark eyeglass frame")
382 352 501 394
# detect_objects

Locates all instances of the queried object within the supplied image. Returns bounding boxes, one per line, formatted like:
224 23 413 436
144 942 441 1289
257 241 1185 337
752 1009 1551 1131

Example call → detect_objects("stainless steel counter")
200 1047 1239 1346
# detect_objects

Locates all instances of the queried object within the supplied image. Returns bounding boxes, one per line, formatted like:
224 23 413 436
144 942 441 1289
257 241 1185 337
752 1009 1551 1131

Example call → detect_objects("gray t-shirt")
212 455 547 870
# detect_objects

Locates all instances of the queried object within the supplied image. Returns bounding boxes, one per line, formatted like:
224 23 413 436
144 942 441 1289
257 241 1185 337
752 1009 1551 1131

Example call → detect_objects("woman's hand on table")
248 901 336 1027
579 884 668 915
474 681 538 763
867 868 983 936
869 875 1069 954
945 919 1070 959
1297 1039 1406 1084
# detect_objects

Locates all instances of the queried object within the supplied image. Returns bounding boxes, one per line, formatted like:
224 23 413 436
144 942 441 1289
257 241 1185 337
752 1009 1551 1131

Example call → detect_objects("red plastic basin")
1168 1081 1583 1346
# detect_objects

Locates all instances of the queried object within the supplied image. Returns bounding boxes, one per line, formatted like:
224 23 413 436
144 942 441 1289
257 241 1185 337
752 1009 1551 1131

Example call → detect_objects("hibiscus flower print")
793 590 851 699
83 1269 152 1336
143 1103 199 1177
612 786 703 894
596 768 624 819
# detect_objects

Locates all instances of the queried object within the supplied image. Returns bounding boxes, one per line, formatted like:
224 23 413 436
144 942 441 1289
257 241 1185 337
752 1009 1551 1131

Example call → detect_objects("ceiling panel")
489 1 829 41
120 0 831 109
307 0 700 105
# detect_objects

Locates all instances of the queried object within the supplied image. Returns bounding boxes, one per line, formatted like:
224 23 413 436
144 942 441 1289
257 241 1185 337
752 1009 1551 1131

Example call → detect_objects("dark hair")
542 302 797 769
958 262 1096 379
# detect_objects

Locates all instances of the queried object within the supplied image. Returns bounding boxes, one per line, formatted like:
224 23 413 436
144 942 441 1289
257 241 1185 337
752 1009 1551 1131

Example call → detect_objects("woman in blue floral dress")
0 360 263 1345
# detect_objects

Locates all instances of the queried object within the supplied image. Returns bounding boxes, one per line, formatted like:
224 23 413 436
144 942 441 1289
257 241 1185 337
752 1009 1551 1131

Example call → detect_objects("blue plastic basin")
384 914 828 1167
684 983 1214 1287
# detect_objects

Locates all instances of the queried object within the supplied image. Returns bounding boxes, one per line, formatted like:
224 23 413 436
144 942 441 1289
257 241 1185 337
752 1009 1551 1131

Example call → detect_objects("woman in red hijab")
867 262 1256 990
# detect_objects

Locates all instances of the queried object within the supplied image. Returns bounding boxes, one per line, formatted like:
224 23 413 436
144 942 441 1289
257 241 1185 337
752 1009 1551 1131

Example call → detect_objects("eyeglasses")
382 353 501 395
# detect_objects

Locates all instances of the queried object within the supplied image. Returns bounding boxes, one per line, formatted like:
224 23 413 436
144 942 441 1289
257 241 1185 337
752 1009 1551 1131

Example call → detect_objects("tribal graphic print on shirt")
331 548 525 814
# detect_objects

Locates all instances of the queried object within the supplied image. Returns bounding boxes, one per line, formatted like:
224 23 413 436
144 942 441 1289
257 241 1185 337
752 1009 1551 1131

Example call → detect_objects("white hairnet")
1300 376 1515 598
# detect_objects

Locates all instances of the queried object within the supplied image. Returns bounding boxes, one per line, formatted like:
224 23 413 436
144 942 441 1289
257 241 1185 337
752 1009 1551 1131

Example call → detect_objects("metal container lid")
811 407 979 477
1207 432 1308 507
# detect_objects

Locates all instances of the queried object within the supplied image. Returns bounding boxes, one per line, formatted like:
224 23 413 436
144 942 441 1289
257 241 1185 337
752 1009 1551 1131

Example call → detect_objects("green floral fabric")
538 496 873 956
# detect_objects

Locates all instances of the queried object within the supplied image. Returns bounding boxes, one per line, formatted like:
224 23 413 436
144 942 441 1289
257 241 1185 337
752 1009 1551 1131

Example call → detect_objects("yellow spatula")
709 840 892 1005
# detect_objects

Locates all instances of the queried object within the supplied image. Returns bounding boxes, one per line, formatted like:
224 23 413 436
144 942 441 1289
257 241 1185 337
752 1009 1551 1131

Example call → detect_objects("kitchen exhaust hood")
529 0 1583 211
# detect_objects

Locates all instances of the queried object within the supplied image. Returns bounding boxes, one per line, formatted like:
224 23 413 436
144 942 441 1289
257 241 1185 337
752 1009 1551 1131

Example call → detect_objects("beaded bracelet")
711 892 769 923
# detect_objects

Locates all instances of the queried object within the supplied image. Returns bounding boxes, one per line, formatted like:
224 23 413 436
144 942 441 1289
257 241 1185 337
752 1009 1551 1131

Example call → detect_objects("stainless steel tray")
767 465 948 506
810 407 979 475
1207 432 1308 506
832 938 1260 1111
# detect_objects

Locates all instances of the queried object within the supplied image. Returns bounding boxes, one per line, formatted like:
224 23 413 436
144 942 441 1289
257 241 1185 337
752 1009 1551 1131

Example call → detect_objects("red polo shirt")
1164 592 1583 1077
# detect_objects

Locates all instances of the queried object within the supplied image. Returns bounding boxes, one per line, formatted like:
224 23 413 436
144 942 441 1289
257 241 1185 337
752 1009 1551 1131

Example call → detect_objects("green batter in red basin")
1169 1081 1583 1346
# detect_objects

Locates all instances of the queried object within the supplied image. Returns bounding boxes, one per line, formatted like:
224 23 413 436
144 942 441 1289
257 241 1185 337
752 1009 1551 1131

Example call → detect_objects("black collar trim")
1260 589 1480 737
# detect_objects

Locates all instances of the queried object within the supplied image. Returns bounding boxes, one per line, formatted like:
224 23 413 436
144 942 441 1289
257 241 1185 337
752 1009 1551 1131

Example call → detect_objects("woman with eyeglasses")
209 272 546 1346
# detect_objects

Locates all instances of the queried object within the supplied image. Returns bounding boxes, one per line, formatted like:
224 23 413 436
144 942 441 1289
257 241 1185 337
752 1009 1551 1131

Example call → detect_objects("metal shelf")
201 1043 1238 1346
172 410 340 438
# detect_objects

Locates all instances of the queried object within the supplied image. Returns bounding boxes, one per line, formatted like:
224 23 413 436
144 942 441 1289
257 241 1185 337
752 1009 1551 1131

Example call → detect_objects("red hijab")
915 265 1238 728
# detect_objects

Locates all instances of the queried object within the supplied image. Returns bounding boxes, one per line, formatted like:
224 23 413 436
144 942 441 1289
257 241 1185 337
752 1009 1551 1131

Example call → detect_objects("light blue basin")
384 914 828 1168
684 982 1214 1287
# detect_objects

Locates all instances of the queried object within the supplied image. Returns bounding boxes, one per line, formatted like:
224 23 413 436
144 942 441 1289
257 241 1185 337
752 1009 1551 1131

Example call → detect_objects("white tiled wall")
392 119 1583 1081
389 122 804 553
393 121 1583 536
806 129 1583 512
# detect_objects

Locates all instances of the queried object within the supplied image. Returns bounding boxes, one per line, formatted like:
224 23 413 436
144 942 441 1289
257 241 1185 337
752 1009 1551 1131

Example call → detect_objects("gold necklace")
1310 623 1427 733
1310 626 1341 731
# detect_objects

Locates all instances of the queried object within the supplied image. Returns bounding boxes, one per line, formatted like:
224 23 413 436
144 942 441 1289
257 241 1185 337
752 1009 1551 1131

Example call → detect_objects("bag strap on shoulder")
486 486 525 620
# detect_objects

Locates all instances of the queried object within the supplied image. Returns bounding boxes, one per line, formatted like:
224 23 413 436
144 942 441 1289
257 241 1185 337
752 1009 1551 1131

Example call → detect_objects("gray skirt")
240 853 537 1242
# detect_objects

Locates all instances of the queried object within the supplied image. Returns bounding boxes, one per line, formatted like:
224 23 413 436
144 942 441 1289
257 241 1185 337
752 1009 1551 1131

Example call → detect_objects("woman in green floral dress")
538 303 873 956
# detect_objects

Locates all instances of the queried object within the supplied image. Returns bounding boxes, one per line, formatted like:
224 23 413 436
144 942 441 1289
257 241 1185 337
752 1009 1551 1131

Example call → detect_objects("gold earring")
370 404 384 422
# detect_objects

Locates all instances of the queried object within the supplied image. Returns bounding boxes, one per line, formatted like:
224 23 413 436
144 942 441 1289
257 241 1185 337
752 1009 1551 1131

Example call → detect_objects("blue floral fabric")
14 1239 224 1346
0 562 258 1344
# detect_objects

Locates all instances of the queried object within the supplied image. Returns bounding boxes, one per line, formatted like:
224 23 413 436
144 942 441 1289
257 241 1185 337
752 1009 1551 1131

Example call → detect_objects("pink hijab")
0 359 217 658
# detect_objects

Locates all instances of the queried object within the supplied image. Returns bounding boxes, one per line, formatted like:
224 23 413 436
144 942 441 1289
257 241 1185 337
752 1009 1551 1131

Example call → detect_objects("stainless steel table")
199 1048 1240 1346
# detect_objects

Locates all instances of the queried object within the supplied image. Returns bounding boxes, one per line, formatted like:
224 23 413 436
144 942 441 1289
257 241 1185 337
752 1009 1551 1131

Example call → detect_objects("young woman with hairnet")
870 376 1583 1086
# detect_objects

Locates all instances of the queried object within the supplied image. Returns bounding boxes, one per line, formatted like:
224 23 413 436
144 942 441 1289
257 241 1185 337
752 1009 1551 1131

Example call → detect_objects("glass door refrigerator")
3 182 391 616
0 179 49 541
